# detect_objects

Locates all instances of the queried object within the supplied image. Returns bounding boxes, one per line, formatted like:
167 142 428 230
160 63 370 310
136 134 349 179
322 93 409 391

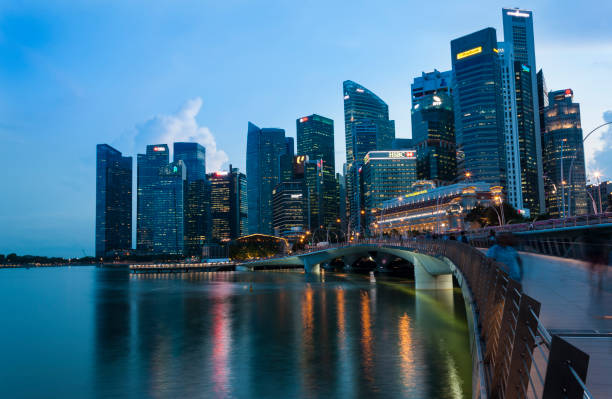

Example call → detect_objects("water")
0 267 472 398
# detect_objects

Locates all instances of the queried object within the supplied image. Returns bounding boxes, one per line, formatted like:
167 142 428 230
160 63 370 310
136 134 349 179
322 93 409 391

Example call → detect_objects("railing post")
505 295 541 399
542 335 590 399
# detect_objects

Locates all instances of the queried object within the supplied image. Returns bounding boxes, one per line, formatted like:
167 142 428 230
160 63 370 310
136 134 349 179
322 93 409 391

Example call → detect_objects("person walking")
486 233 523 282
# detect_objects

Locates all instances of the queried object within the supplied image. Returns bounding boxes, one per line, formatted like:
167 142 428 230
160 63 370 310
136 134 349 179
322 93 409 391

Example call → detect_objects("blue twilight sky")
1 0 611 256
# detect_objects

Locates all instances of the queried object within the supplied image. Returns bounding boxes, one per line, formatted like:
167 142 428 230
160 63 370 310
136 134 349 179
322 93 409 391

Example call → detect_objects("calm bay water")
0 267 471 398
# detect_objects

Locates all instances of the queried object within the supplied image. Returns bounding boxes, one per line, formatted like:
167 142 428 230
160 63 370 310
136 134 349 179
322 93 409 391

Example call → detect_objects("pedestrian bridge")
240 242 454 289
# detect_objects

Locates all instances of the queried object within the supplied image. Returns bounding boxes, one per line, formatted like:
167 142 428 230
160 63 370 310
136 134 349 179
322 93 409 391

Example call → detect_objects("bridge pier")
413 258 453 290
302 258 320 274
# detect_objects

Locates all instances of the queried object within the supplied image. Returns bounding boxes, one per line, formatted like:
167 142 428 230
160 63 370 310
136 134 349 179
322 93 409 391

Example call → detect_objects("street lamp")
567 121 612 216
593 171 603 214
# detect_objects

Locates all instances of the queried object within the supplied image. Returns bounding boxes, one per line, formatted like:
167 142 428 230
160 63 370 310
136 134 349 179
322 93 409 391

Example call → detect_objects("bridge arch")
242 244 453 290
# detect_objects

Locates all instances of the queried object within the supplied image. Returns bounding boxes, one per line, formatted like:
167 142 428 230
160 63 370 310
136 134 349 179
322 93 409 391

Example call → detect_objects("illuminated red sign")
153 146 166 152
299 117 309 123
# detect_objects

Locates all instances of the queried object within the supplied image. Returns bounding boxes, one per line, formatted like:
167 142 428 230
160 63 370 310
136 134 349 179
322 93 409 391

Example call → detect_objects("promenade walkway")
519 252 612 397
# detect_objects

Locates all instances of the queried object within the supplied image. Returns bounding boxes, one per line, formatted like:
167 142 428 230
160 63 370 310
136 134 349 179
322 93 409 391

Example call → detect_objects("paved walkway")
519 252 612 397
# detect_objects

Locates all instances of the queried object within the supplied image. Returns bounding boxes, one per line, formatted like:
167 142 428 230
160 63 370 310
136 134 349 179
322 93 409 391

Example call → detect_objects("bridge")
242 238 610 398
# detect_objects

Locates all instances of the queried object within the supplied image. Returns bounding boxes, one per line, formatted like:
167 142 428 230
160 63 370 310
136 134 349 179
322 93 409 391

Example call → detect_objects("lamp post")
593 171 602 214
567 121 612 216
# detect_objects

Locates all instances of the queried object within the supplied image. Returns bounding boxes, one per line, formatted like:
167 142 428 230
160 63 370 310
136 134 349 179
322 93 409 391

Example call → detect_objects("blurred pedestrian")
459 231 468 244
486 233 523 282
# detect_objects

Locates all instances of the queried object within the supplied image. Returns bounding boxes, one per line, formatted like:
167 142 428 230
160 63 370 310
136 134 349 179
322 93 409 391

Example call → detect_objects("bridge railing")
282 238 593 399
469 212 612 237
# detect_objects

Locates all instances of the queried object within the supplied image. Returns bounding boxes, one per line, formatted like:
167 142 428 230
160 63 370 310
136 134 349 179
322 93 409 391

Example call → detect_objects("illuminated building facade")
497 42 523 211
411 70 456 185
373 182 495 235
272 181 307 240
502 7 545 213
234 167 248 237
343 80 395 232
151 161 187 255
297 114 338 229
363 150 417 231
451 28 506 188
586 181 612 214
137 144 170 252
96 144 132 257
208 166 246 242
246 122 287 235
542 89 588 217
174 142 210 256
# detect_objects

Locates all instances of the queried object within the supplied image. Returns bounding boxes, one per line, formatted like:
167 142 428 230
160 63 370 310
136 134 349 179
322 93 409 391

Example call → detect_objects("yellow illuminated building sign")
456 46 482 60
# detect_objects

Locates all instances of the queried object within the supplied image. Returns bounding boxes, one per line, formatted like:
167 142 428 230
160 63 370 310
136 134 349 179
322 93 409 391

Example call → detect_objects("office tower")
173 142 210 256
152 161 186 254
95 144 132 258
502 7 545 213
411 70 457 185
497 43 523 211
392 138 413 150
537 69 549 147
337 172 347 231
137 144 170 252
343 80 395 232
451 28 506 188
208 171 233 241
362 150 417 231
272 181 307 240
297 114 338 229
279 137 295 183
233 167 248 237
542 89 588 217
246 122 287 235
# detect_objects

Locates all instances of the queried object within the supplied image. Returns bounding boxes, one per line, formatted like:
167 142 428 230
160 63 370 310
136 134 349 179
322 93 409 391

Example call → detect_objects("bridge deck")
520 252 612 397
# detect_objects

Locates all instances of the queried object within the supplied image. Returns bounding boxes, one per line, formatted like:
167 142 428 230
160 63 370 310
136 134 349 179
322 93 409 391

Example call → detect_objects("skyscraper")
497 42 523 211
362 150 417 231
208 171 233 242
152 161 186 255
96 144 132 258
451 28 506 188
343 80 395 231
233 167 248 237
246 122 287 235
137 144 170 252
272 181 307 240
542 89 588 217
174 142 210 256
297 114 338 229
502 7 545 213
411 70 457 185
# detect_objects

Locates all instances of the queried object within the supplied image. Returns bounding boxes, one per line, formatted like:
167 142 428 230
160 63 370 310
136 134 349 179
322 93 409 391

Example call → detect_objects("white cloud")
120 97 229 172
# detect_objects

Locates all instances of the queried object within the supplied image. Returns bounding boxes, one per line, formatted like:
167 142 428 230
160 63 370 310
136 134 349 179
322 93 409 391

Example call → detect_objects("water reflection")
398 313 415 392
0 268 472 398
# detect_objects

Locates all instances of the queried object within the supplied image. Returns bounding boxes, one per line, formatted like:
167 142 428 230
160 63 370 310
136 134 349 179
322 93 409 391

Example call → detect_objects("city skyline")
2 1 612 256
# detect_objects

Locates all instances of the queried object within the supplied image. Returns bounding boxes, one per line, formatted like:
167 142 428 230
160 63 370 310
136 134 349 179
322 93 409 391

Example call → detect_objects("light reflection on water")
0 267 471 398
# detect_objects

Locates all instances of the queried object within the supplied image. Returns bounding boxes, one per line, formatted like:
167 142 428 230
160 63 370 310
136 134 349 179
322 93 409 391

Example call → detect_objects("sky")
1 0 611 257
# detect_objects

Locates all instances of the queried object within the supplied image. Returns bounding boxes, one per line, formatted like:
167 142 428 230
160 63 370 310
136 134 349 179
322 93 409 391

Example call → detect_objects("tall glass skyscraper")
272 181 307 240
137 144 169 252
411 70 457 185
502 8 545 213
152 161 186 255
246 122 287 235
343 80 395 231
542 89 588 217
174 142 210 256
362 150 417 232
451 28 506 188
498 42 523 211
96 144 132 258
297 114 338 229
